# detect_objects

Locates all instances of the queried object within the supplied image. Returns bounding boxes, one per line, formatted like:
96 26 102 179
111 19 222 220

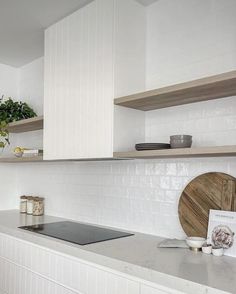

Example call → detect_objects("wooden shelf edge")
0 156 44 163
114 71 236 111
7 116 44 133
113 145 236 159
0 156 125 163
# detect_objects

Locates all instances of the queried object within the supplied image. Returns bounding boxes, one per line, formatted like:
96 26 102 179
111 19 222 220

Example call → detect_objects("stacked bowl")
170 135 192 148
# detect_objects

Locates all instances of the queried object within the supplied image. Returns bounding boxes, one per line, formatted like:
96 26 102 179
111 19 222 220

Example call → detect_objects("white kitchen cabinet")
0 258 77 294
0 232 139 294
44 0 114 160
86 269 140 294
0 256 139 294
44 0 146 160
141 284 184 294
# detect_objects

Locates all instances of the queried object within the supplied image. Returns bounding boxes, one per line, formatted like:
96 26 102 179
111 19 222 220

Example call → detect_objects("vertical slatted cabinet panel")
44 0 114 160
0 258 78 294
86 267 140 294
0 232 140 294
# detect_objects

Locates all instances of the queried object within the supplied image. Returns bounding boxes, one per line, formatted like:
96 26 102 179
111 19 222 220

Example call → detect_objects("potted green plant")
0 121 9 148
0 95 37 148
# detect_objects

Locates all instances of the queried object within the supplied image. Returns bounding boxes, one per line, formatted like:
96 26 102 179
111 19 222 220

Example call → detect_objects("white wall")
1 0 236 238
146 0 236 88
0 164 18 210
0 63 18 98
16 57 44 149
114 0 146 97
3 58 44 156
0 58 43 210
145 97 236 147
17 57 44 115
0 63 18 210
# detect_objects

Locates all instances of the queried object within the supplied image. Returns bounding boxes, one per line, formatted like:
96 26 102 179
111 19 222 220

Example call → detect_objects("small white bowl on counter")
202 244 212 254
212 246 224 257
186 237 206 251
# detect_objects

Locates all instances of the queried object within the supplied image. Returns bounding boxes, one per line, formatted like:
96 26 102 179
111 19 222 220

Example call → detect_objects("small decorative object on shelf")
20 196 27 213
13 147 43 158
33 197 44 216
23 149 43 157
14 147 24 157
135 143 170 151
170 135 192 149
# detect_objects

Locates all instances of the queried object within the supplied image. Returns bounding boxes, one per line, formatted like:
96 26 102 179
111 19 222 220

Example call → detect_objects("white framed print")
207 209 236 257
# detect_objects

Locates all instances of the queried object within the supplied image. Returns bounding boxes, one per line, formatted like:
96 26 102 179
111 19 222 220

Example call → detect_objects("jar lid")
34 197 44 201
20 195 27 199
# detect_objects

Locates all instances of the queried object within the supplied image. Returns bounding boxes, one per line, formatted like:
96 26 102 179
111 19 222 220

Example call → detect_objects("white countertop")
0 210 235 294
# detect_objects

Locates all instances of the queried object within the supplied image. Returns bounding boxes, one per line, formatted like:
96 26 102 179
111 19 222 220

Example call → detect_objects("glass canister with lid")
20 196 27 213
33 197 44 216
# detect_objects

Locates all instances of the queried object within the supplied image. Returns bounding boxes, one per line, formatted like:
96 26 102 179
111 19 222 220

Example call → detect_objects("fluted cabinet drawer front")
86 268 140 294
0 233 139 294
44 0 114 160
0 258 78 294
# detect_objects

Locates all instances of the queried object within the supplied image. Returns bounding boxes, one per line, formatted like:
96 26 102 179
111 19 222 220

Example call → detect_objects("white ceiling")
0 0 93 67
0 0 158 68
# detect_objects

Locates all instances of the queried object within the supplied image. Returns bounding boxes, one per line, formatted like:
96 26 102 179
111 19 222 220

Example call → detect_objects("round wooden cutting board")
178 172 236 238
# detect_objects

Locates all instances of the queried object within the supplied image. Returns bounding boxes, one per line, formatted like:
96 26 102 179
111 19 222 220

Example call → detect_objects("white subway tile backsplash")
176 163 189 177
166 163 177 176
165 190 178 203
9 96 234 239
159 177 170 190
170 177 183 190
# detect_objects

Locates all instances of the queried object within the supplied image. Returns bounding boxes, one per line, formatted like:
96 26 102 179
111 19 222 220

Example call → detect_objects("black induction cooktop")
19 221 134 245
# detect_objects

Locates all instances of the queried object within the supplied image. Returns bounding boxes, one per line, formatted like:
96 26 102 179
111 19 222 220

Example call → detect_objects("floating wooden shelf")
113 145 236 159
7 116 44 133
0 156 44 163
0 156 123 163
2 146 235 162
114 71 236 111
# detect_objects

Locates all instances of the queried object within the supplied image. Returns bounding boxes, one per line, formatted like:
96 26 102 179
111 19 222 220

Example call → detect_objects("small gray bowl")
170 135 192 148
170 135 192 141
